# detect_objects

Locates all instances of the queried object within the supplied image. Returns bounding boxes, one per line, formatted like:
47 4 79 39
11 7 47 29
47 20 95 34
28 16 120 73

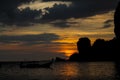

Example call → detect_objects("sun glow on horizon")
63 50 77 57
58 43 78 57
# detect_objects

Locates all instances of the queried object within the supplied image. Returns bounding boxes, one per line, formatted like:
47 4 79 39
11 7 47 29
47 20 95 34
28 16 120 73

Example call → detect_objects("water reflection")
87 62 115 79
115 62 120 80
0 62 117 80
56 62 78 77
53 62 115 80
88 62 115 77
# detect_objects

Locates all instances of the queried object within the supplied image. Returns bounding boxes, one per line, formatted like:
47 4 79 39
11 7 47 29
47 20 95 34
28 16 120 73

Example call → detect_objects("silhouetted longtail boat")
20 59 54 68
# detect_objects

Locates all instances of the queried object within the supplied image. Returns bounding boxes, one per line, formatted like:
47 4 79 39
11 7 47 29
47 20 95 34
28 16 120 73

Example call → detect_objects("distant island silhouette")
69 1 120 62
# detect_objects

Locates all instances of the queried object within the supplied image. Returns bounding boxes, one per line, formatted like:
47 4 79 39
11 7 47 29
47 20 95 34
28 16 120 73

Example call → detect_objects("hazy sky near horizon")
0 0 119 61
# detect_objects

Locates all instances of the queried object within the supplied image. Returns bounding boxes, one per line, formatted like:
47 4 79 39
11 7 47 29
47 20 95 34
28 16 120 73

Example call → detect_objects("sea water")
0 62 119 80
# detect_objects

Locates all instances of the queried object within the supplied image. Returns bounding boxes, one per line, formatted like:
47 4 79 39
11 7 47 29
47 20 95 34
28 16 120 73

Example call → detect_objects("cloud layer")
0 0 42 26
0 33 60 45
0 0 119 26
42 0 119 19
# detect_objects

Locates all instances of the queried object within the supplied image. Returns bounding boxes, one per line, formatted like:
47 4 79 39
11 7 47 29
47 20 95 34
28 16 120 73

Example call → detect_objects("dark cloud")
0 33 60 45
0 7 42 26
49 20 77 28
103 19 113 28
0 0 42 26
0 0 119 27
12 7 42 25
42 0 119 19
103 24 112 28
0 0 34 11
104 20 113 24
42 3 71 19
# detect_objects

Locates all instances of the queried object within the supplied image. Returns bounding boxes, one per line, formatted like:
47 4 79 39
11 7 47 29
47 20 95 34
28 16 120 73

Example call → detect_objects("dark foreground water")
0 62 120 80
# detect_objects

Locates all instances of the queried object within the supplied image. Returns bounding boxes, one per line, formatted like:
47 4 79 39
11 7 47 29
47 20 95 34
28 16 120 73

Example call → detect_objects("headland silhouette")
69 1 120 62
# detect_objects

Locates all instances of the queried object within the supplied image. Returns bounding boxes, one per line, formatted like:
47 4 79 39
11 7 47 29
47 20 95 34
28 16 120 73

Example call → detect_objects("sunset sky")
0 0 119 61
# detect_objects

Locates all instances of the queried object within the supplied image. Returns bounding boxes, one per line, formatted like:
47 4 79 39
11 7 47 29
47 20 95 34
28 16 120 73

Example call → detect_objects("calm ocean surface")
0 62 119 80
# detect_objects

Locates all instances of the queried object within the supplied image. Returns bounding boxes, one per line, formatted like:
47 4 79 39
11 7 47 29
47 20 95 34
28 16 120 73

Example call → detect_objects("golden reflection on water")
54 62 115 80
59 63 78 77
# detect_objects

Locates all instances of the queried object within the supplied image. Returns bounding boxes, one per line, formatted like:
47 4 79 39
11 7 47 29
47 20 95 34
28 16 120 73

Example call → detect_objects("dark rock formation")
69 1 120 62
77 37 91 54
69 53 80 61
114 1 120 39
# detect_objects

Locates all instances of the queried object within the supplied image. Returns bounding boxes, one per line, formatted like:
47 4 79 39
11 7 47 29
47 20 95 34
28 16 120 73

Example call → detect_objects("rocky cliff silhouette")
69 1 120 62
114 1 120 39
